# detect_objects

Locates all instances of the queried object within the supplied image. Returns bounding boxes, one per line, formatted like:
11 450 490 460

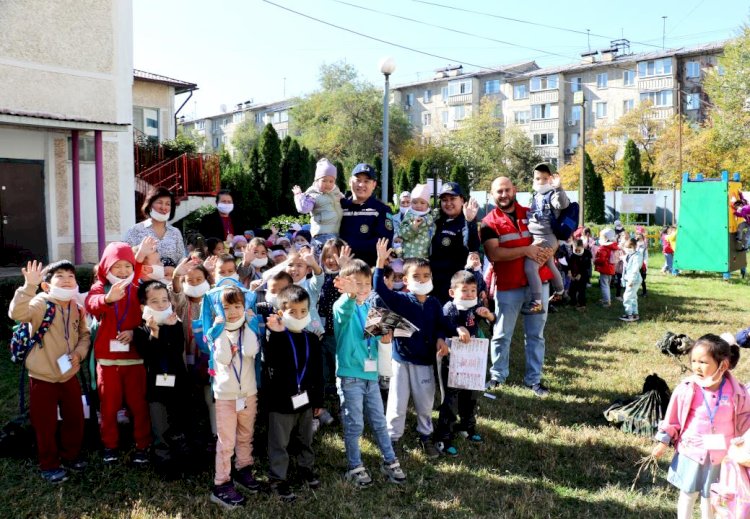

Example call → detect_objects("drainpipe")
174 89 195 139
71 130 82 264
95 130 105 255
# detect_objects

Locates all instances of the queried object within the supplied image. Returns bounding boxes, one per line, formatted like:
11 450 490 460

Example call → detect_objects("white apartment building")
179 99 293 157
392 40 725 168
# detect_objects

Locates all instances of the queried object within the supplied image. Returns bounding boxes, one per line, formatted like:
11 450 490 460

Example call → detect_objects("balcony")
638 76 674 92
446 94 472 106
530 90 559 104
530 119 559 132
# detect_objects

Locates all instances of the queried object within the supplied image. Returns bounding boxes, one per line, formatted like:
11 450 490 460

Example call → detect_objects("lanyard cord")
113 286 131 332
286 331 309 393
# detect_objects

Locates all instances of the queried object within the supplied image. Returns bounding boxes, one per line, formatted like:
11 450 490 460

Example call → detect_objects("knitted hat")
315 158 337 180
294 229 312 244
410 183 431 203
599 228 616 245
399 191 411 201
231 236 248 248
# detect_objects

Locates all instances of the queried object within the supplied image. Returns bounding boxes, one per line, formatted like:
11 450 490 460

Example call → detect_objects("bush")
263 214 310 235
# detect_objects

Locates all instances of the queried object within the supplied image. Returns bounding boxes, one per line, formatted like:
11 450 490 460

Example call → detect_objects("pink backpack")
711 459 750 518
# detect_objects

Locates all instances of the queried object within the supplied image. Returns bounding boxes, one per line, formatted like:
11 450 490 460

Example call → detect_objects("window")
513 84 528 100
717 65 726 76
441 110 449 126
686 93 701 110
637 58 673 77
639 90 673 107
570 133 579 148
532 133 556 146
222 118 228 127
422 112 432 126
530 75 558 91
273 112 281 123
196 120 205 130
448 80 472 96
424 89 432 103
623 99 634 113
233 112 244 123
453 105 466 120
406 114 413 124
549 158 558 169
493 104 502 118
595 102 607 118
596 73 608 89
255 113 263 124
623 70 635 86
484 79 500 94
685 61 700 78
570 105 581 122
278 129 288 139
571 77 582 92
133 106 159 139
280 110 289 123
213 138 219 148
405 93 414 108
441 86 449 101
531 103 558 120
514 111 530 124
66 135 95 161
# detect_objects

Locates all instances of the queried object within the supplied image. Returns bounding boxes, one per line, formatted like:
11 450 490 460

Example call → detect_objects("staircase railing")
135 153 220 202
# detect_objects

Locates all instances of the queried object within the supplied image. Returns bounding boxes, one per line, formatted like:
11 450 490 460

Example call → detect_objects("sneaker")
131 449 150 466
233 466 261 493
486 379 502 390
116 408 130 424
270 480 297 503
467 433 484 443
210 482 246 509
62 457 88 472
549 292 563 303
41 468 68 483
311 418 320 434
520 300 545 315
525 383 550 398
299 467 321 490
344 466 373 488
102 448 119 465
434 441 458 457
318 408 334 426
381 460 406 484
619 314 632 321
420 436 440 460
631 314 640 321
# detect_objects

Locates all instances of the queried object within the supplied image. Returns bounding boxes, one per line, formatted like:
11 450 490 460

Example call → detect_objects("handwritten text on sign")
448 337 489 391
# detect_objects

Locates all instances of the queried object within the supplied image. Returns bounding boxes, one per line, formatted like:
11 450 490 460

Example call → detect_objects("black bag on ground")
604 374 671 437
656 331 694 357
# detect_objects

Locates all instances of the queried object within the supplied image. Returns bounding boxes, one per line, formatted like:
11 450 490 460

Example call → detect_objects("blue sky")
133 0 749 119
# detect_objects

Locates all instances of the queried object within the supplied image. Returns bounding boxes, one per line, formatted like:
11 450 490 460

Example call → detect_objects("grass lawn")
0 253 748 518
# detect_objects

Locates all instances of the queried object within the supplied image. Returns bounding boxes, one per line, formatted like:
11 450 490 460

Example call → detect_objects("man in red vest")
480 177 553 397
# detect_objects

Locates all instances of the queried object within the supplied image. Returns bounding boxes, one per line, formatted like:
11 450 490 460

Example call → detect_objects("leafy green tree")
583 152 605 223
334 160 347 192
258 123 281 217
622 139 643 187
280 139 304 214
230 119 261 163
419 158 433 183
450 164 470 198
498 126 544 192
408 159 421 188
396 167 409 196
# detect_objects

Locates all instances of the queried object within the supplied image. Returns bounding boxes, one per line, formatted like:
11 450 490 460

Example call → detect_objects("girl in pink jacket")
652 334 750 519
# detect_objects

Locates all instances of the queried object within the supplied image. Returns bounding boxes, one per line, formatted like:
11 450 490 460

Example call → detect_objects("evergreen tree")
583 152 605 224
450 164 470 198
334 160 347 193
419 158 433 183
622 139 643 187
396 167 409 196
248 146 266 223
408 159 421 188
258 123 281 217
279 136 294 214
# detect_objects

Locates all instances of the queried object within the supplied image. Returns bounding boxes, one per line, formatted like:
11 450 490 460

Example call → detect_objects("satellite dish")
220 104 227 113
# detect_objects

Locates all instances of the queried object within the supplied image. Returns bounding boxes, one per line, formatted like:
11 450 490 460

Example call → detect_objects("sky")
133 0 749 120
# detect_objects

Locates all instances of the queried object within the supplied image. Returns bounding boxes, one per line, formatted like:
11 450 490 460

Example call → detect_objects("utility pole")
662 16 667 49
575 91 586 226
677 84 683 173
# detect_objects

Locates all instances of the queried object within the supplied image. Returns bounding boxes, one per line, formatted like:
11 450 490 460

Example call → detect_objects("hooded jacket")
85 242 144 361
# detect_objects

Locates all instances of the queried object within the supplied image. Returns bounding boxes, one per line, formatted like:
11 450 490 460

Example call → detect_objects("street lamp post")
573 91 585 226
380 57 396 204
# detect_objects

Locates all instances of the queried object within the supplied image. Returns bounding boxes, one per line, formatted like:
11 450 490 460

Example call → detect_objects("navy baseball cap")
351 163 377 180
439 181 464 198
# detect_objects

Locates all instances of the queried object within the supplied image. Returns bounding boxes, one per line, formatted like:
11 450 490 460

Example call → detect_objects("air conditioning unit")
565 148 575 155
567 120 577 126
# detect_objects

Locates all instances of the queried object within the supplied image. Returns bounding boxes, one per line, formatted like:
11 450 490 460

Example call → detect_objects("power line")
410 0 665 49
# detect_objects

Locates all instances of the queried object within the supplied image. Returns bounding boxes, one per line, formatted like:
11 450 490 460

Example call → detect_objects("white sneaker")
311 418 320 434
344 466 373 488
381 460 406 484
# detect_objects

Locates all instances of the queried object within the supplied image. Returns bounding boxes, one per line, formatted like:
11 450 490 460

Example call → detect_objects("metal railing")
135 152 221 201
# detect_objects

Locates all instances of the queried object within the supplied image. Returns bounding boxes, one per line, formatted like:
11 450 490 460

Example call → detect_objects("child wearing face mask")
9 260 90 483
522 164 570 315
397 184 435 260
465 251 488 307
392 191 412 238
230 236 248 261
434 271 495 457
208 286 261 509
85 238 156 466
264 286 324 503
374 239 448 460
567 239 592 311
238 238 272 284
653 334 750 519
293 158 344 256
133 280 189 474
619 238 643 322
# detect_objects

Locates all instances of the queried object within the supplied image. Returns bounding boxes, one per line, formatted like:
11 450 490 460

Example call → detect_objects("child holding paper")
434 270 494 456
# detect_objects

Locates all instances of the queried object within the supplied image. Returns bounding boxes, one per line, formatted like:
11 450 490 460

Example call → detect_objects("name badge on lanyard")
287 331 310 409
357 308 377 372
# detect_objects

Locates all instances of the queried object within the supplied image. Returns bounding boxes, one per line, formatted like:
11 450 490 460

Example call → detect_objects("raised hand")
203 255 218 274
105 280 130 304
375 238 392 268
463 198 480 222
292 185 302 196
333 275 357 296
174 257 195 277
266 314 285 333
337 244 353 267
551 174 562 189
22 260 44 286
136 236 158 261
300 248 318 267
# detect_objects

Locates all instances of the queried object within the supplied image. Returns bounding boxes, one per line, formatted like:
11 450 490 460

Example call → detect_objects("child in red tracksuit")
85 238 156 465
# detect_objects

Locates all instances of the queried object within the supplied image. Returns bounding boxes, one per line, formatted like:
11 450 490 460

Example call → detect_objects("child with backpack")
594 228 618 308
9 260 90 482
85 238 157 465
652 334 750 519
521 163 570 315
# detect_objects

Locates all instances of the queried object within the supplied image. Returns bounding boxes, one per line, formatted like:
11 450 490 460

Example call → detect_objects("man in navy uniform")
339 163 394 266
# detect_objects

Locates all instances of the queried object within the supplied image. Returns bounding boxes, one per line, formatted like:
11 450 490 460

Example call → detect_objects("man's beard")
495 196 515 210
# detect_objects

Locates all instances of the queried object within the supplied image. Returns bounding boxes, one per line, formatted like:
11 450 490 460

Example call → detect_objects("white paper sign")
447 337 489 391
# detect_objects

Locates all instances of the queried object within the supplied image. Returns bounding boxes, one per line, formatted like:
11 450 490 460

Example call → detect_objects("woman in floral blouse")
125 187 186 267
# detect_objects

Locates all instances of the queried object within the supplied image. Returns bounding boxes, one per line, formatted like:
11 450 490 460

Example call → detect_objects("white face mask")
106 272 134 286
149 208 169 222
148 264 165 280
283 312 311 332
265 292 279 309
409 280 433 296
217 202 234 215
49 285 79 302
624 248 635 256
224 316 245 331
399 206 409 215
573 248 584 256
183 280 210 298
251 256 269 268
534 183 554 194
294 242 309 251
410 208 430 217
143 304 173 325
234 251 244 259
392 281 404 291
453 297 477 311
692 367 726 388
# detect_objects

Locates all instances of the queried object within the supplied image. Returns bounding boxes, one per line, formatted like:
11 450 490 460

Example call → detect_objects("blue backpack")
530 191 579 241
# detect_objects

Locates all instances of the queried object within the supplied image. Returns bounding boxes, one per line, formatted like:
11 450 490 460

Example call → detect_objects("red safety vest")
482 204 553 291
